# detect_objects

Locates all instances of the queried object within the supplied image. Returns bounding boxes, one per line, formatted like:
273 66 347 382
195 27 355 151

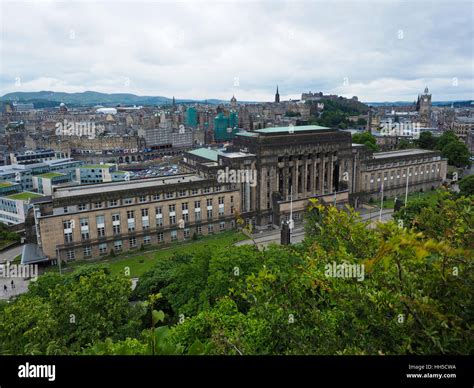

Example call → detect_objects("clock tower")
419 86 432 126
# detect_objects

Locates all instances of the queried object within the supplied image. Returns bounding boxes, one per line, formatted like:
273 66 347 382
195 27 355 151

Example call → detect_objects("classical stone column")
292 160 298 199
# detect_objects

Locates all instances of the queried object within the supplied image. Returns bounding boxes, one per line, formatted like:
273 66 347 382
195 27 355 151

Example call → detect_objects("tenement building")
34 174 240 261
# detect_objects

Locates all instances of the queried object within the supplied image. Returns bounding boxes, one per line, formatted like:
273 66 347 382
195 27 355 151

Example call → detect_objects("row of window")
63 199 234 242
64 222 229 260
64 189 230 213
364 165 441 190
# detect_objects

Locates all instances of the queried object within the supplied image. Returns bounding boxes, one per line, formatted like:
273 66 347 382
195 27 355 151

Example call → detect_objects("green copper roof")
236 125 331 138
188 148 219 162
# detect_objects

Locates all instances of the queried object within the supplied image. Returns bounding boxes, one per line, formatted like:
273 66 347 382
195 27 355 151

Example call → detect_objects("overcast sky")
0 0 473 102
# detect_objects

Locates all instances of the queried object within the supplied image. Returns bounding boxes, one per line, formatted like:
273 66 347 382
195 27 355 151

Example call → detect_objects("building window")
194 200 201 209
166 192 174 199
141 208 148 217
94 202 102 209
156 217 163 227
152 194 160 200
129 237 137 248
181 203 188 211
171 230 178 240
143 235 151 245
123 198 133 205
63 206 69 214
178 190 187 197
66 249 75 260
169 204 176 212
218 196 224 205
83 246 92 258
78 203 87 211
191 188 198 195
208 224 214 233
99 243 107 255
219 221 225 231
183 228 190 239
195 211 201 221
203 187 211 194
206 198 213 207
157 232 164 242
139 196 147 203
64 233 73 243
183 213 189 222
196 225 202 235
207 209 213 219
169 215 176 225
114 240 123 252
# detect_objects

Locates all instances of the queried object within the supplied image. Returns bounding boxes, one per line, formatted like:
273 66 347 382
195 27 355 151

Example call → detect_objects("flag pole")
379 181 384 222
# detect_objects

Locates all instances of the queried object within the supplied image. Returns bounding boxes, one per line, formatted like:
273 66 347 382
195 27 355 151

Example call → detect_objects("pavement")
0 244 35 300
0 276 31 301
234 207 394 248
0 245 23 264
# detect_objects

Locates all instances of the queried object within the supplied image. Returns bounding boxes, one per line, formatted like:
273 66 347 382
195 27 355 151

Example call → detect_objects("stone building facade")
34 174 240 261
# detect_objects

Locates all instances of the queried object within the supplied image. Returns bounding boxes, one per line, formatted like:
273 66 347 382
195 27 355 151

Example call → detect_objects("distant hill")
0 91 172 107
0 91 235 107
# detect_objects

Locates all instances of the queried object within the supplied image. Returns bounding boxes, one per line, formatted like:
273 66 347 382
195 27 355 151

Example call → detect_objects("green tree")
417 131 437 150
441 140 471 167
352 131 378 151
459 175 474 196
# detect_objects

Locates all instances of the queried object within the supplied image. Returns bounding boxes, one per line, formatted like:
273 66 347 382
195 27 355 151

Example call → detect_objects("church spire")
275 85 280 103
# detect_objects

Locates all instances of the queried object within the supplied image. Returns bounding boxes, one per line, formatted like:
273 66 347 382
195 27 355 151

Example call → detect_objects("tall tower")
275 85 280 103
419 87 432 125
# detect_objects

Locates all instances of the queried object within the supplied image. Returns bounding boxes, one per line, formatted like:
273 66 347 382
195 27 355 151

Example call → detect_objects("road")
235 207 394 248
0 245 22 264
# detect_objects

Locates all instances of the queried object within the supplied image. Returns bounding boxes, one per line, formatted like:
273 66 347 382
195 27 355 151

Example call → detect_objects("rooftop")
187 148 220 162
235 125 332 138
53 174 205 199
7 192 43 201
82 164 115 169
373 149 437 159
254 125 330 134
0 182 14 188
37 172 65 179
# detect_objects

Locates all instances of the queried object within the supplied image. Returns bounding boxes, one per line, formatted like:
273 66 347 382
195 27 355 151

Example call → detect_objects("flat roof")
37 172 65 179
254 125 330 134
187 148 219 162
373 149 436 159
53 174 205 199
82 164 115 169
7 192 43 201
235 125 332 138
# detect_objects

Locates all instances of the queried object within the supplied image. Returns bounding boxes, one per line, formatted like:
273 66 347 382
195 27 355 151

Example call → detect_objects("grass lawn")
380 189 441 209
0 240 17 251
7 192 43 201
57 231 247 278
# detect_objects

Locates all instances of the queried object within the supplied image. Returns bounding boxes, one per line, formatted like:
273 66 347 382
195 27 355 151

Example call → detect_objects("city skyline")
1 0 473 102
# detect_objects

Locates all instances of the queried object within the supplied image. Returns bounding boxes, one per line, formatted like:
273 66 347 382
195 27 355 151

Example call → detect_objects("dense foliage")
0 192 472 355
352 131 379 151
